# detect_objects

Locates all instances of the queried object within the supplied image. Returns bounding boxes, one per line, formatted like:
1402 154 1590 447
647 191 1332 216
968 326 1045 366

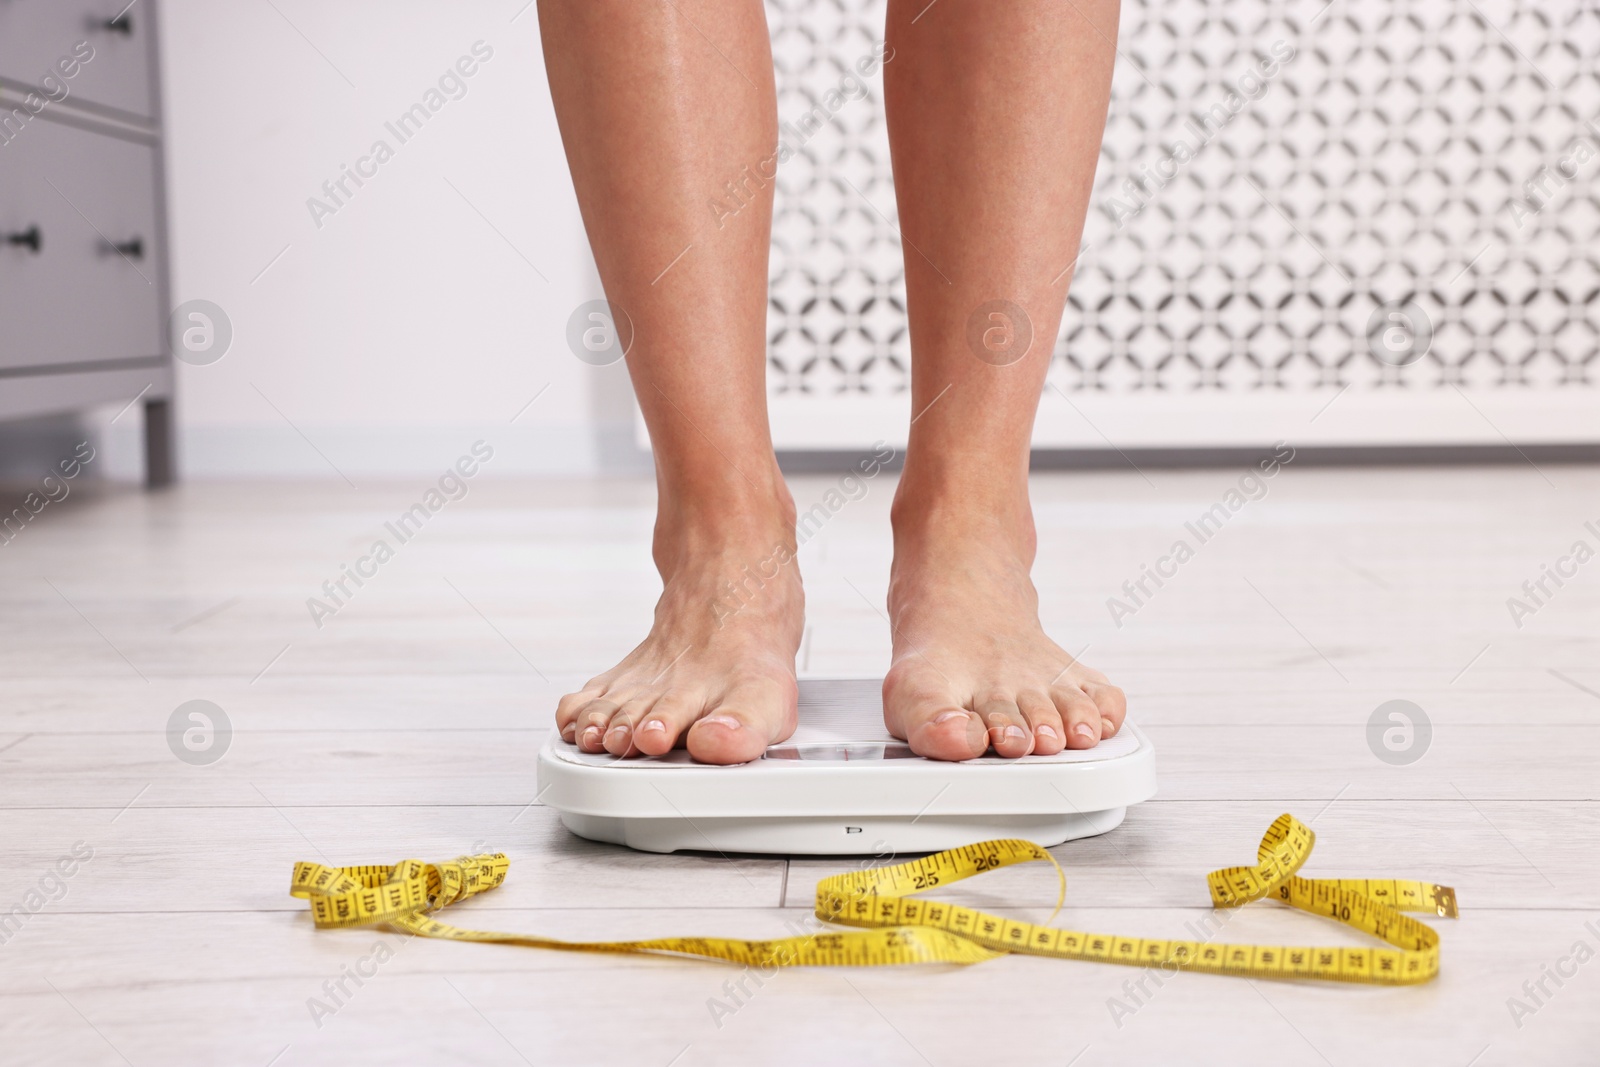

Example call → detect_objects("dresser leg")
144 397 175 488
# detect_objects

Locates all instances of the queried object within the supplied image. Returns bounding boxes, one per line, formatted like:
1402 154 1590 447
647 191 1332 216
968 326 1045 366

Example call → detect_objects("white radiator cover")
756 0 1600 451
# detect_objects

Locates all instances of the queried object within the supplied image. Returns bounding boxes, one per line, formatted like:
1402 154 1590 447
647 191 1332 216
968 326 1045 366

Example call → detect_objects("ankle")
889 469 1036 563
652 466 798 575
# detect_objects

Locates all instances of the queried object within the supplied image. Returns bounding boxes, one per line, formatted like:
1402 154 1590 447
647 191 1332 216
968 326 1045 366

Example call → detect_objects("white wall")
99 0 639 480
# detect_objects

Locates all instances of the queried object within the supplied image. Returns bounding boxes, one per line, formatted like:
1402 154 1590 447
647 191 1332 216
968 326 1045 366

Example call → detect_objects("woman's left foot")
882 487 1126 761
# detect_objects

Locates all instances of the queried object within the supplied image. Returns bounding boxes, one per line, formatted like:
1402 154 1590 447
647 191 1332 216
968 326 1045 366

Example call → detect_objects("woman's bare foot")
555 485 804 765
883 484 1126 761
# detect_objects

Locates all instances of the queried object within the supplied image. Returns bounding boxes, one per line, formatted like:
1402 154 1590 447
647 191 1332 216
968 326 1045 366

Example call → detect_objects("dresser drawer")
0 0 156 121
0 120 163 371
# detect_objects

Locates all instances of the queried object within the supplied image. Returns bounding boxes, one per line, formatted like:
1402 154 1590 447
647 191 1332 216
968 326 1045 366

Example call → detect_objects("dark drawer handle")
103 13 134 35
102 236 144 259
5 226 42 253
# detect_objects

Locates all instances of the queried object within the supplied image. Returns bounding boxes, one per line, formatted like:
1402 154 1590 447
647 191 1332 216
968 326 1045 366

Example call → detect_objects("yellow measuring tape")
290 813 1456 984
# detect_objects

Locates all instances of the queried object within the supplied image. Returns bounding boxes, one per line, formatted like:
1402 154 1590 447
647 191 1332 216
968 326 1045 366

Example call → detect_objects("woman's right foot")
554 488 804 765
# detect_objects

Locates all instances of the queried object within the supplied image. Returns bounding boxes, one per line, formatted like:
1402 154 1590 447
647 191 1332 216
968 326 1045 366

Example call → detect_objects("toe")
885 668 988 761
977 694 1033 758
1017 690 1065 754
686 677 796 765
574 698 620 752
684 710 766 765
1051 685 1103 749
555 685 604 742
1085 681 1126 737
602 699 653 757
631 689 705 756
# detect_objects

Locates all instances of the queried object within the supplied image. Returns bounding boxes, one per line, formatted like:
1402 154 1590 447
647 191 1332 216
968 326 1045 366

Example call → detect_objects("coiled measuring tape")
289 813 1457 984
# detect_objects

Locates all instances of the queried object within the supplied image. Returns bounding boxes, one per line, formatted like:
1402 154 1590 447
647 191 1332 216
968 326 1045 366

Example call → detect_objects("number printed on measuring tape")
289 814 1458 985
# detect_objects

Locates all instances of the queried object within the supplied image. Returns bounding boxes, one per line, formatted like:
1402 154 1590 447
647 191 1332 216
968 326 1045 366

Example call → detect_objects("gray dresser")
0 0 173 485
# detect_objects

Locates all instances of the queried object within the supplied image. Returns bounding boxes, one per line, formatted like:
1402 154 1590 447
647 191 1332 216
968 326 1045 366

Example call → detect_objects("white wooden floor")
2 464 1597 1066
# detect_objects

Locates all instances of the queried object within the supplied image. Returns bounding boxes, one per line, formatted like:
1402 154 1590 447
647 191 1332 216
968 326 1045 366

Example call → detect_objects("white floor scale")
536 678 1156 855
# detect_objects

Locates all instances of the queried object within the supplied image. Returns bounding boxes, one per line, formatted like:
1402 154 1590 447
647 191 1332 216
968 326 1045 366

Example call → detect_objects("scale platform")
536 678 1156 855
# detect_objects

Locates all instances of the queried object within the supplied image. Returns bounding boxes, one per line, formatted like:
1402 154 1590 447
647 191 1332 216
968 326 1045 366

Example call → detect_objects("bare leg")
542 0 801 764
880 0 1127 759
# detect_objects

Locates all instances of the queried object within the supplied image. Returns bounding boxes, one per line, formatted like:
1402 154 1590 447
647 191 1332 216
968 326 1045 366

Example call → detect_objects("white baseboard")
90 416 647 481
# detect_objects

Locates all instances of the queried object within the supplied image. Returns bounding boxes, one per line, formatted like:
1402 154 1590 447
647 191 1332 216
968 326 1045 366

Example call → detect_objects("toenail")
701 714 741 729
582 725 602 745
1002 725 1026 742
1037 724 1057 740
640 720 666 734
607 724 629 738
933 711 969 724
1074 723 1097 740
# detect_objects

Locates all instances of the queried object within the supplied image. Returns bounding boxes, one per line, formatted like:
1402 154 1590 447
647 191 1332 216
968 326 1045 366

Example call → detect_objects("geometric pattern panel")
768 0 906 397
766 0 1600 399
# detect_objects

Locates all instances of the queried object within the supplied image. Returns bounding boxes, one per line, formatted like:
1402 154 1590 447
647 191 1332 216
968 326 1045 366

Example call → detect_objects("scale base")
560 807 1127 856
539 678 1155 856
